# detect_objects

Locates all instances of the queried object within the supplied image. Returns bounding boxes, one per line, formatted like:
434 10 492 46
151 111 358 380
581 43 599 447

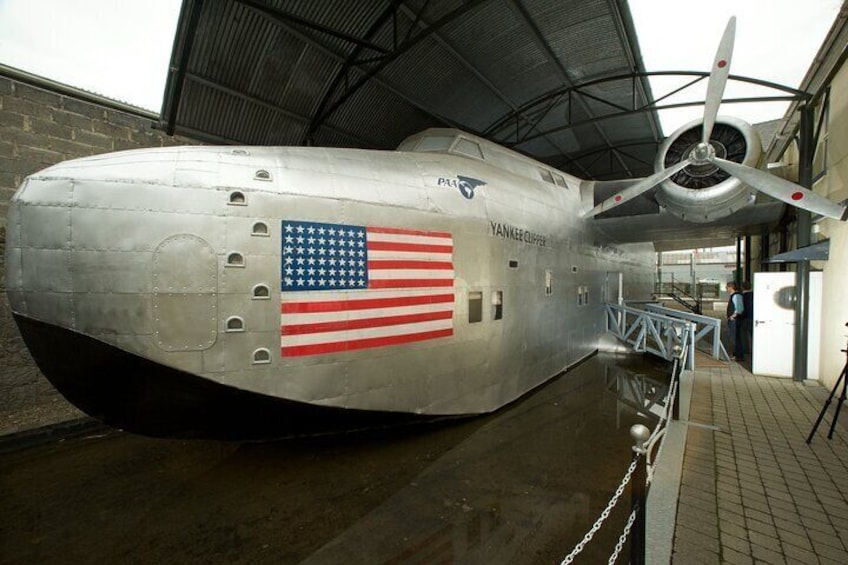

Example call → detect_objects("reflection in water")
605 365 670 421
0 354 666 564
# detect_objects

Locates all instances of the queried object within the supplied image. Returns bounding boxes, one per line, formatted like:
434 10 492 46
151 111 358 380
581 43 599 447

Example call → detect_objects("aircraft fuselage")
6 129 654 437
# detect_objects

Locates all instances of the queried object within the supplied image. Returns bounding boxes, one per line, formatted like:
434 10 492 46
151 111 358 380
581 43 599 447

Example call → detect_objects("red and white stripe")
281 227 454 357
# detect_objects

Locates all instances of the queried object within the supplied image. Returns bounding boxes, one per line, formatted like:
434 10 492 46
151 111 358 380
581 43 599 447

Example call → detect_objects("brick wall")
0 74 199 414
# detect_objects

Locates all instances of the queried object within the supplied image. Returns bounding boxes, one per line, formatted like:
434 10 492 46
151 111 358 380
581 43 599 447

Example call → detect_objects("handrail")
643 303 730 362
605 303 696 369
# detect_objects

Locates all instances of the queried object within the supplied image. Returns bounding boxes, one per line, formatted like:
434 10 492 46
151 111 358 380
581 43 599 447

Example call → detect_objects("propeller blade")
702 16 736 145
711 157 848 220
581 159 692 219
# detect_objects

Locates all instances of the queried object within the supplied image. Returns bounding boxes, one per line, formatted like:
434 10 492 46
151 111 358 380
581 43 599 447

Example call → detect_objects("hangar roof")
160 0 663 180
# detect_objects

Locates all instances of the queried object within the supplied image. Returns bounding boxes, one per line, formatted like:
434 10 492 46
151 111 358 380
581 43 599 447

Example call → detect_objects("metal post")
690 251 696 294
744 236 752 283
794 104 814 382
630 424 650 565
735 237 742 287
761 232 770 272
657 251 663 295
671 345 682 421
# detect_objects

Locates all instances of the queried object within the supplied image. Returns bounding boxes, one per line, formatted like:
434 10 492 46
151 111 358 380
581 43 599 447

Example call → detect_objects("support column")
744 235 752 282
735 237 742 287
657 251 662 295
761 232 770 272
793 105 814 382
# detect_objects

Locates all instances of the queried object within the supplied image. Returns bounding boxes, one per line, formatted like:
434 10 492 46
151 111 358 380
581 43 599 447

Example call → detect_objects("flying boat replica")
5 18 847 438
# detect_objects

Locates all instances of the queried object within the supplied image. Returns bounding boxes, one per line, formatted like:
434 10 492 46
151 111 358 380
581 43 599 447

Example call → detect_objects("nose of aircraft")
4 147 187 327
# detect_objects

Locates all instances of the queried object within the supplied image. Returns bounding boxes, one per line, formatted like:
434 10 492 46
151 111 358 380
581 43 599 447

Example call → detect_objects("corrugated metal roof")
161 0 663 179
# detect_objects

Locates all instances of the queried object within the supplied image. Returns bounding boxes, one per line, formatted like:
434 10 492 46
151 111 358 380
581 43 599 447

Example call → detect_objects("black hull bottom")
13 315 444 440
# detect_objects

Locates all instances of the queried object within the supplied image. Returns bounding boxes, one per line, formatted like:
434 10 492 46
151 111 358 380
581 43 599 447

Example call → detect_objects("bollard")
630 424 650 565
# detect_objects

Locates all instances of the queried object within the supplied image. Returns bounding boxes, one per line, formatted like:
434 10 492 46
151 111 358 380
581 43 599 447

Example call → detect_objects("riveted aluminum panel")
72 180 221 218
36 149 182 184
70 207 225 252
19 291 73 327
73 294 152 337
152 235 218 351
18 203 70 250
13 177 72 207
20 248 72 293
70 251 153 295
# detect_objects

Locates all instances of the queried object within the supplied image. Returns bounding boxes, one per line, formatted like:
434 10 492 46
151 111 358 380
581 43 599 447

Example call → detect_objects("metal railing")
643 303 730 362
605 303 696 369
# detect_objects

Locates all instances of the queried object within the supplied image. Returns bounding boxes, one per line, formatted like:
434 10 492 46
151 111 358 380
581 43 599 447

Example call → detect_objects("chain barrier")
559 457 639 565
559 334 688 563
608 509 637 565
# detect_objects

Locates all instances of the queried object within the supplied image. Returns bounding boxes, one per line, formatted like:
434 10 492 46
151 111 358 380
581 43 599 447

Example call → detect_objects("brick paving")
672 362 848 564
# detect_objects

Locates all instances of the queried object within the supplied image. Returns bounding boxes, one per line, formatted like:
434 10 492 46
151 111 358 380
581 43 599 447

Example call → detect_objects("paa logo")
437 175 487 199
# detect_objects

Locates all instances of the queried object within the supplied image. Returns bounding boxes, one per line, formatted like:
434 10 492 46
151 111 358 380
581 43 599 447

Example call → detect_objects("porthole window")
251 222 269 237
253 348 271 364
252 284 270 299
226 316 244 332
229 191 246 205
254 169 272 181
226 252 245 267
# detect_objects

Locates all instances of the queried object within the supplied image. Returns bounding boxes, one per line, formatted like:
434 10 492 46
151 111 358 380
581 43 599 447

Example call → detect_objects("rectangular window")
415 135 453 152
539 168 555 184
577 285 590 306
545 270 553 296
492 290 503 320
453 138 484 160
469 291 483 323
509 259 519 269
552 172 568 188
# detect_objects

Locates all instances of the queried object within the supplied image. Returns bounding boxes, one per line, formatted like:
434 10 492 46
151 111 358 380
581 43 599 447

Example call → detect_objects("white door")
752 271 822 378
752 272 796 377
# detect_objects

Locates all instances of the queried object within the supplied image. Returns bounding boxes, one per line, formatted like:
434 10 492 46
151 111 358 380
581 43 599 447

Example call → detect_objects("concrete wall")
0 75 199 413
812 61 848 390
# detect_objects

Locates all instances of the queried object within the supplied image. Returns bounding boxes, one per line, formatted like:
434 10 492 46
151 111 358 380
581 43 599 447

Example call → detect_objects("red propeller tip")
791 192 804 201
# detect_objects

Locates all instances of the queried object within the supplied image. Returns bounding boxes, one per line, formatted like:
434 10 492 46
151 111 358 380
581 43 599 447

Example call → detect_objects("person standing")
726 282 745 361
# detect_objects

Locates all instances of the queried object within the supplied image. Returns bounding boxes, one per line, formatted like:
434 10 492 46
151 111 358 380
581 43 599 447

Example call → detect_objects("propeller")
702 17 735 146
583 16 847 222
580 159 692 218
711 157 848 220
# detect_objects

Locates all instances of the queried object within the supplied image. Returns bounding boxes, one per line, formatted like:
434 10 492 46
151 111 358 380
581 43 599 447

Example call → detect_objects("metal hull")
6 132 655 437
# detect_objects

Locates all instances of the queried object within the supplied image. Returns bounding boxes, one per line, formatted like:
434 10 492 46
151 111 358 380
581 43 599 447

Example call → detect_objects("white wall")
810 61 848 390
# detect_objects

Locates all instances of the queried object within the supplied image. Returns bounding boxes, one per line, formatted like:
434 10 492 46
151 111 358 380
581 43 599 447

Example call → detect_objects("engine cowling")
654 116 762 223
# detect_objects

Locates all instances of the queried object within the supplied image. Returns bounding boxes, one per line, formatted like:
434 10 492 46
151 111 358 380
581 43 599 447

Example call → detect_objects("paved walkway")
672 362 848 564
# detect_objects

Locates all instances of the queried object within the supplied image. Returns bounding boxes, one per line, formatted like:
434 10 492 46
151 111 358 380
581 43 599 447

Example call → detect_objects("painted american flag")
280 220 455 357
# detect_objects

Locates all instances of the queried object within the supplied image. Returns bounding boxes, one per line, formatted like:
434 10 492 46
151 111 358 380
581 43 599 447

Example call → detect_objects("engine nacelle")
654 116 762 223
